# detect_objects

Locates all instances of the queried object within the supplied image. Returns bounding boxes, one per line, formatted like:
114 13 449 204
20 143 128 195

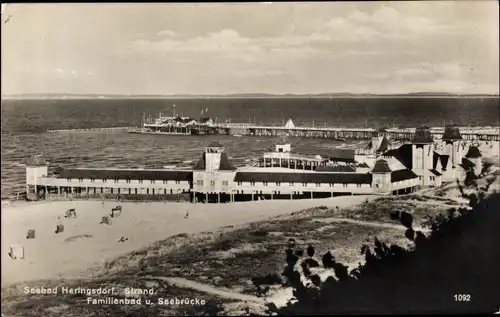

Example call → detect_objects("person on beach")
185 209 189 219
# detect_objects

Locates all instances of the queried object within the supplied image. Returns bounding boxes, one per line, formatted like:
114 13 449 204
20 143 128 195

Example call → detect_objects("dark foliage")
269 174 500 314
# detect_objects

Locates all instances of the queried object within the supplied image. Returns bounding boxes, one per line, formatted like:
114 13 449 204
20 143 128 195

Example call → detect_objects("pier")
46 126 138 133
134 121 500 142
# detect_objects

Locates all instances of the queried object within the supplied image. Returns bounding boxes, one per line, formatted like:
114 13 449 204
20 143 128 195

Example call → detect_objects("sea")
1 97 499 200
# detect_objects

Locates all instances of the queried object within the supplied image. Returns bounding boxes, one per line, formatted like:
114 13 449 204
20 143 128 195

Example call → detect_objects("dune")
1 195 373 287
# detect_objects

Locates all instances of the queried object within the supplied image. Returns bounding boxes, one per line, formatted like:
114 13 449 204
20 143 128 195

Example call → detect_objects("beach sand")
1 195 373 287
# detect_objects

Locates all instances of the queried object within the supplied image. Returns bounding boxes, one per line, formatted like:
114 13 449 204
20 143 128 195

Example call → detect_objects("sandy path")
311 217 429 233
1 195 374 287
142 276 265 303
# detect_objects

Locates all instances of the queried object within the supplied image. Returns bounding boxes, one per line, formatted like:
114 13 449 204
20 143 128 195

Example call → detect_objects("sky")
1 2 499 95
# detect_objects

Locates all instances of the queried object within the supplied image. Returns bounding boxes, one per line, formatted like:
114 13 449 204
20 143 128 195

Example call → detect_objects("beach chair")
100 216 112 225
110 206 122 218
65 208 76 218
9 245 24 260
55 224 64 234
26 229 36 239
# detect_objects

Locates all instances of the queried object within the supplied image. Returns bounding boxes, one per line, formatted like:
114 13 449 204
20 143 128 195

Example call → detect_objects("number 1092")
454 294 471 302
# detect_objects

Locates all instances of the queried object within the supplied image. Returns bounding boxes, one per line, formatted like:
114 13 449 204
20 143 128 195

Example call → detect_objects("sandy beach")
1 195 373 287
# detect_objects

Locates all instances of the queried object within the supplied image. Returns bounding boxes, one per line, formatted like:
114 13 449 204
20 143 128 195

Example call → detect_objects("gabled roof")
439 155 450 170
377 137 391 152
56 169 192 181
365 141 373 150
234 172 372 184
442 125 463 141
315 165 356 172
219 152 237 171
465 146 482 158
390 170 418 182
382 144 413 170
357 163 370 168
460 158 475 170
371 159 392 173
192 153 206 170
207 141 224 148
412 126 434 144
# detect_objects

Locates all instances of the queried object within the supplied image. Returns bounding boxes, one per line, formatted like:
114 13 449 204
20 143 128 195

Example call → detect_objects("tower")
25 155 48 200
441 125 463 167
371 159 392 195
465 145 483 176
204 141 225 172
411 126 434 186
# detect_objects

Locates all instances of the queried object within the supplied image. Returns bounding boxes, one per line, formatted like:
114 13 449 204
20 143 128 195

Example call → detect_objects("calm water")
1 97 499 200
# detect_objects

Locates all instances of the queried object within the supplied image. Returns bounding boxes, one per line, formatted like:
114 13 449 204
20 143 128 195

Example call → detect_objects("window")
115 179 119 183
67 178 72 182
139 179 143 184
276 182 281 186
150 180 155 184
376 184 380 188
222 180 229 186
196 180 204 186
263 181 268 186
78 178 83 183
329 183 334 187
163 180 168 184
250 181 255 186
210 180 215 186
343 183 348 188
175 181 180 184
430 176 435 181
126 179 131 184
418 176 422 180
303 182 308 187
316 183 321 187
289 182 294 186
103 179 107 183
237 181 242 186
357 184 362 188
90 178 95 183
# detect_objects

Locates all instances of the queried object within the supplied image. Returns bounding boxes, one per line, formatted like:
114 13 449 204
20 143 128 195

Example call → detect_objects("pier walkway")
46 126 137 133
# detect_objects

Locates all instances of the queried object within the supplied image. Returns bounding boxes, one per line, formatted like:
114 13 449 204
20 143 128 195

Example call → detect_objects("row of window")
67 178 182 184
195 180 230 186
236 181 363 188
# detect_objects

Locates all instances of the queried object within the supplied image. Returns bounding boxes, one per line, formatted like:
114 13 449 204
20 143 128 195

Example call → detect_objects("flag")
200 109 204 116
205 108 208 113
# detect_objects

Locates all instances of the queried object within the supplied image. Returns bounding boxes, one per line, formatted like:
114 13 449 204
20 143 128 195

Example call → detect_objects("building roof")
314 165 356 172
465 146 482 158
233 172 372 184
200 117 212 123
357 163 370 168
26 155 47 167
377 137 391 152
442 125 463 141
372 159 392 173
439 154 450 170
430 169 442 176
365 141 373 150
192 152 236 171
460 158 475 170
219 152 237 170
55 169 193 181
294 147 355 163
382 144 413 170
207 141 224 148
412 126 434 144
390 170 418 182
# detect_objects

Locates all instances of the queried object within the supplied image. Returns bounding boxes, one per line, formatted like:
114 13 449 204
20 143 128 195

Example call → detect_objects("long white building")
25 126 482 202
